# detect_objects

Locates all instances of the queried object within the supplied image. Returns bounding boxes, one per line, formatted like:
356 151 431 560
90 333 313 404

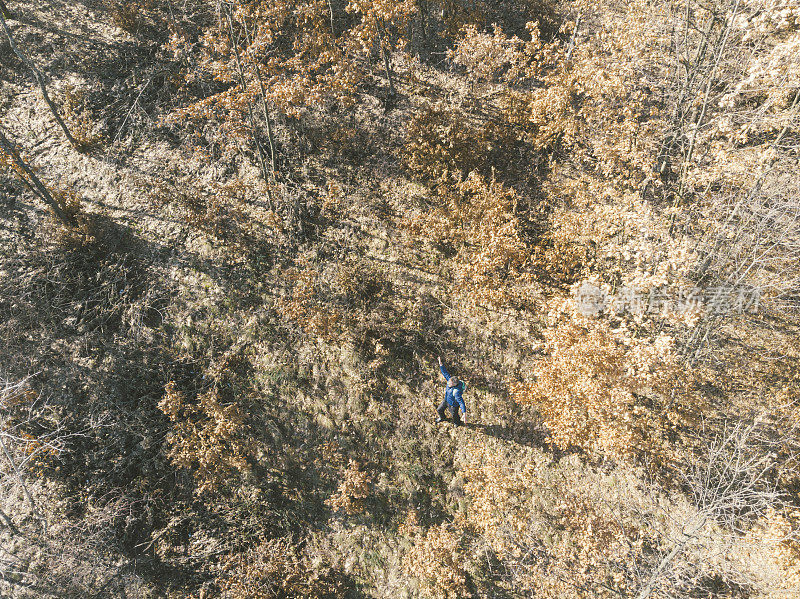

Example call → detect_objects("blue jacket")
440 365 466 413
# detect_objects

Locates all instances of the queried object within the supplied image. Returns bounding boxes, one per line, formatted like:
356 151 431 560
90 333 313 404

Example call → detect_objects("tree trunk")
242 18 278 178
565 14 581 62
0 10 78 148
222 2 273 209
327 0 335 38
0 127 76 226
377 20 397 110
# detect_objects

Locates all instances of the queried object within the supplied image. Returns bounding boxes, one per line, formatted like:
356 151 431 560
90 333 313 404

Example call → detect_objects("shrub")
0 141 93 240
457 438 660 598
107 0 154 33
402 523 472 599
407 171 528 308
277 259 342 341
62 84 102 152
326 459 371 515
158 351 255 494
404 105 515 182
510 318 692 462
334 258 389 308
217 538 355 599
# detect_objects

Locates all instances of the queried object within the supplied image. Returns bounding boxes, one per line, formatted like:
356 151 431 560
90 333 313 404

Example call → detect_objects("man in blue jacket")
436 356 466 426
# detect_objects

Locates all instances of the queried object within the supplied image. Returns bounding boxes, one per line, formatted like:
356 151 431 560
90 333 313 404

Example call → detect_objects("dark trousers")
437 400 462 425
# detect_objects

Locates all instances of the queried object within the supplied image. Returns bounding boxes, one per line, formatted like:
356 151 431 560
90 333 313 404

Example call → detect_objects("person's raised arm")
438 356 450 381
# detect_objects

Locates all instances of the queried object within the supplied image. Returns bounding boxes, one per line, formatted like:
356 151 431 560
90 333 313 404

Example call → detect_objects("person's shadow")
460 421 547 449
463 421 586 460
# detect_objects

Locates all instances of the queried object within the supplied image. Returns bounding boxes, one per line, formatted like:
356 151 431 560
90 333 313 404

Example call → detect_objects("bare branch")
0 10 78 148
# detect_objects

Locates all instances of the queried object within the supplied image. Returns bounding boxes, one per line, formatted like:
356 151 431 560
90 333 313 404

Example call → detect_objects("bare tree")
0 377 66 534
634 415 793 599
0 377 144 598
651 0 800 360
